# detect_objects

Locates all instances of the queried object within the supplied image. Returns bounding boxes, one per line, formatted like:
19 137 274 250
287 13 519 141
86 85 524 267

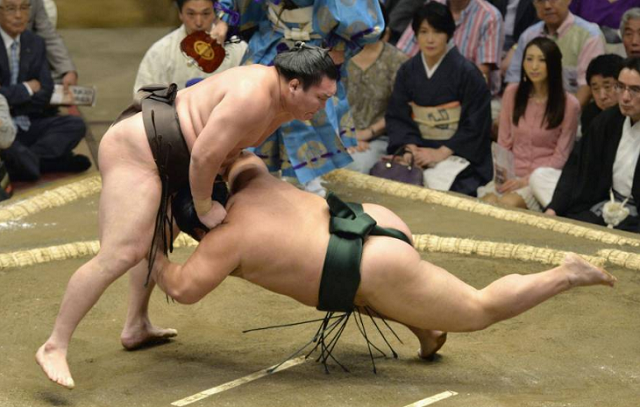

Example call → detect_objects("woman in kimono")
478 37 580 211
214 0 384 195
385 1 492 197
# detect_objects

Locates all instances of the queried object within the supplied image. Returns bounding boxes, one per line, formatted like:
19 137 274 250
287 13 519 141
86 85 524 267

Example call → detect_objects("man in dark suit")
0 0 87 181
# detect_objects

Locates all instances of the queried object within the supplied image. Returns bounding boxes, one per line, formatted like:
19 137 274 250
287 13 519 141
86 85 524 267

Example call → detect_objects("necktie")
10 41 30 132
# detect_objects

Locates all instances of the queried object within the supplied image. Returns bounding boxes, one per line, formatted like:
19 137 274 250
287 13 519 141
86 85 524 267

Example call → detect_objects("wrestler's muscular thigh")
95 115 162 275
358 239 487 333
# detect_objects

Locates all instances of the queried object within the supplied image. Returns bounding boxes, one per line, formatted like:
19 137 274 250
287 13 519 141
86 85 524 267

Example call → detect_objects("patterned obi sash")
410 101 461 141
267 1 320 41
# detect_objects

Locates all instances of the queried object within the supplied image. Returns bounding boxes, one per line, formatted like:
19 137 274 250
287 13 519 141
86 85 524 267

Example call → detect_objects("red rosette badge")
180 30 226 73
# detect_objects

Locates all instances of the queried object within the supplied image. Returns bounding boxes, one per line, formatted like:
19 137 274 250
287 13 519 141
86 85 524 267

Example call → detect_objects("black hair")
274 42 339 91
513 37 566 130
621 57 640 76
176 0 215 12
411 2 456 41
586 54 624 85
172 177 229 242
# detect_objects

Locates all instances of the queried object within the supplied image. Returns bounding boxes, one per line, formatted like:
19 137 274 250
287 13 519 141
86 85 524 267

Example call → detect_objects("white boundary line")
403 391 459 407
171 356 307 406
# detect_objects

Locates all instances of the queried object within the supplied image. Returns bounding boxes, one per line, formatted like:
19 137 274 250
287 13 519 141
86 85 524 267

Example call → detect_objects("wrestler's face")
416 21 448 63
616 68 640 123
589 75 617 110
523 45 548 86
0 0 30 38
179 0 216 35
623 18 640 58
288 76 337 121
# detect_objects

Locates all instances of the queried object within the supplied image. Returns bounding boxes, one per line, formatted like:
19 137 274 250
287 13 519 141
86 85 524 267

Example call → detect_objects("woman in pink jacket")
479 37 580 210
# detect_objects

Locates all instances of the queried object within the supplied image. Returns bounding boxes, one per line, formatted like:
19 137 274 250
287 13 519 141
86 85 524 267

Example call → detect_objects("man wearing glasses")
0 0 88 181
544 58 640 233
505 0 605 108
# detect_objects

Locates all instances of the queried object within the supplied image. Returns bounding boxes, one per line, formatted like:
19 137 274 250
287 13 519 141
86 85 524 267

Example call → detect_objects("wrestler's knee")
94 247 147 281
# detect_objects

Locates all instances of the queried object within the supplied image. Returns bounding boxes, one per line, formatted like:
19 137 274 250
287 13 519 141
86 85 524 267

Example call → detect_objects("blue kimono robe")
218 0 384 183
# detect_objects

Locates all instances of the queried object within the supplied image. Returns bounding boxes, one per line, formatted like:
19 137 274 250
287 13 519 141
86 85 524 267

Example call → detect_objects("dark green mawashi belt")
317 193 412 312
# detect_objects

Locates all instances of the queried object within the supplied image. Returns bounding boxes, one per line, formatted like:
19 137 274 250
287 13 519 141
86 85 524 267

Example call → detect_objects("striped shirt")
395 0 504 67
504 12 605 93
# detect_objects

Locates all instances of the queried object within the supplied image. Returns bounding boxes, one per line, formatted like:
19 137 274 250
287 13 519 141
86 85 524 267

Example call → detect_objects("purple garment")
569 0 638 29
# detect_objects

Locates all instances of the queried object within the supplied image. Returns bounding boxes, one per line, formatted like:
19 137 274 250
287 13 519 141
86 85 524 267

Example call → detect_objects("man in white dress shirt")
133 0 247 94
545 58 640 233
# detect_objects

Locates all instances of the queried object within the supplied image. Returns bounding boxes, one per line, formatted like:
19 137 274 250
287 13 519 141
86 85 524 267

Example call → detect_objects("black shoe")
41 154 92 174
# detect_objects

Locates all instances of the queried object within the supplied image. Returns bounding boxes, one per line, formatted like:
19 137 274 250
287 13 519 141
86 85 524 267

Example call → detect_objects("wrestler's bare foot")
36 342 75 389
411 328 447 360
120 321 177 350
563 253 617 288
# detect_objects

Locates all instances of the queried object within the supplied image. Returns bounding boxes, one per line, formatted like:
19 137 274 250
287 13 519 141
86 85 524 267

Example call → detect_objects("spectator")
479 37 579 210
0 93 16 201
386 2 492 196
545 58 640 233
491 0 539 51
580 54 624 131
28 0 77 88
0 0 88 182
343 2 408 174
387 0 423 44
529 54 624 208
622 8 640 59
395 0 504 93
133 0 247 93
42 0 56 28
213 0 384 197
0 93 15 150
505 0 605 108
569 0 636 30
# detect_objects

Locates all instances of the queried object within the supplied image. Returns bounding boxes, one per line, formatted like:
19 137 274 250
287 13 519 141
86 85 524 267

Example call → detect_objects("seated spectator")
492 0 539 51
0 93 16 201
0 0 88 182
545 58 640 233
529 54 624 208
386 2 493 196
395 0 504 94
133 0 247 93
42 0 56 28
580 54 624 131
622 8 640 59
505 0 605 107
479 38 579 211
344 2 408 174
29 0 77 88
569 0 636 30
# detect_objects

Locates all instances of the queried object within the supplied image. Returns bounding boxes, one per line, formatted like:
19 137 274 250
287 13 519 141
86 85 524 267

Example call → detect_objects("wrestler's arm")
156 225 241 304
189 94 270 226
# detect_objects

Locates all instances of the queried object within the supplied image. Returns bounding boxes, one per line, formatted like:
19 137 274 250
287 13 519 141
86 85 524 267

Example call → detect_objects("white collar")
420 41 454 79
0 28 18 48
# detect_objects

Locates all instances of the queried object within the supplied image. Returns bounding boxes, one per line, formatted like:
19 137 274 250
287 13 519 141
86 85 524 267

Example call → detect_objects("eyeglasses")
0 4 31 14
614 82 640 98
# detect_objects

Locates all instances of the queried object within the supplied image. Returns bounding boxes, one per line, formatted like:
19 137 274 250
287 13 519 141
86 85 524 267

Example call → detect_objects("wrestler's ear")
289 79 300 93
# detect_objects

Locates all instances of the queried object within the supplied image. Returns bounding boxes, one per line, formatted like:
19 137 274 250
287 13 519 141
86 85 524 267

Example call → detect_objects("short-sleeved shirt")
505 12 605 93
344 43 408 130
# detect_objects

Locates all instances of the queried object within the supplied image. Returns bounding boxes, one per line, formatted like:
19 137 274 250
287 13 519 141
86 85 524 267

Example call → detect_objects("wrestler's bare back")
186 164 414 308
99 65 292 175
